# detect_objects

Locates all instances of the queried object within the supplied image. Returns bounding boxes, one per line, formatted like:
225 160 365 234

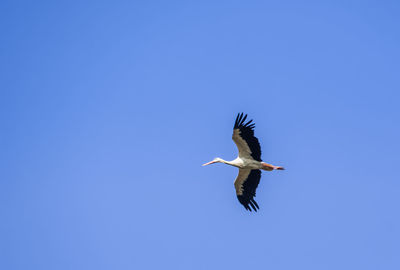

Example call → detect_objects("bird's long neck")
218 158 239 167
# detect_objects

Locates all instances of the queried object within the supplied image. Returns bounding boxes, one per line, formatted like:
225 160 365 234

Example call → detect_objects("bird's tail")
261 162 285 171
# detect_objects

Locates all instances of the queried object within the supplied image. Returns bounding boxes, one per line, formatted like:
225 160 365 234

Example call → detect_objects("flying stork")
203 113 284 212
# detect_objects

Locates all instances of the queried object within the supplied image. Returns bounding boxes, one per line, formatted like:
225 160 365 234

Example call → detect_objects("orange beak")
202 160 217 166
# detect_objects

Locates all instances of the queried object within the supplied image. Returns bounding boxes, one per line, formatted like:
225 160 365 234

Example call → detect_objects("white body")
214 157 263 170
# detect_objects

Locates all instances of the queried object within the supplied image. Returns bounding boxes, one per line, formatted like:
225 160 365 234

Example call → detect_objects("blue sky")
1 1 400 269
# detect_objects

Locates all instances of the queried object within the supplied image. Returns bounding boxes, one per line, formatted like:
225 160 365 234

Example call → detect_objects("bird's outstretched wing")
232 113 262 161
234 169 261 211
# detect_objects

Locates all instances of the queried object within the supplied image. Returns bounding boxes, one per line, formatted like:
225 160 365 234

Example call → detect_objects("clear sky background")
1 1 399 269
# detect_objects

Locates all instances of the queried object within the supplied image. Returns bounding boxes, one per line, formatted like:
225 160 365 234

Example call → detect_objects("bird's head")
202 157 223 166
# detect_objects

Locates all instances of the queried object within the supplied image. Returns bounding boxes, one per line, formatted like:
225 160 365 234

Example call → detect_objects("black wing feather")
237 170 261 212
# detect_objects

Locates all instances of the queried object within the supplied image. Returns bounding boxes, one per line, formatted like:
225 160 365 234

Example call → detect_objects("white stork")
203 113 284 212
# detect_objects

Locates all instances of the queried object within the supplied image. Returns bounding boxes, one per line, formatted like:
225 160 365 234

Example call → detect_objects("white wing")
234 169 251 196
234 169 261 211
232 113 262 161
232 129 253 159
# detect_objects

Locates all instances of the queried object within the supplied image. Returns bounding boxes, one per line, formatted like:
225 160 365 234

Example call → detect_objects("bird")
202 113 284 212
